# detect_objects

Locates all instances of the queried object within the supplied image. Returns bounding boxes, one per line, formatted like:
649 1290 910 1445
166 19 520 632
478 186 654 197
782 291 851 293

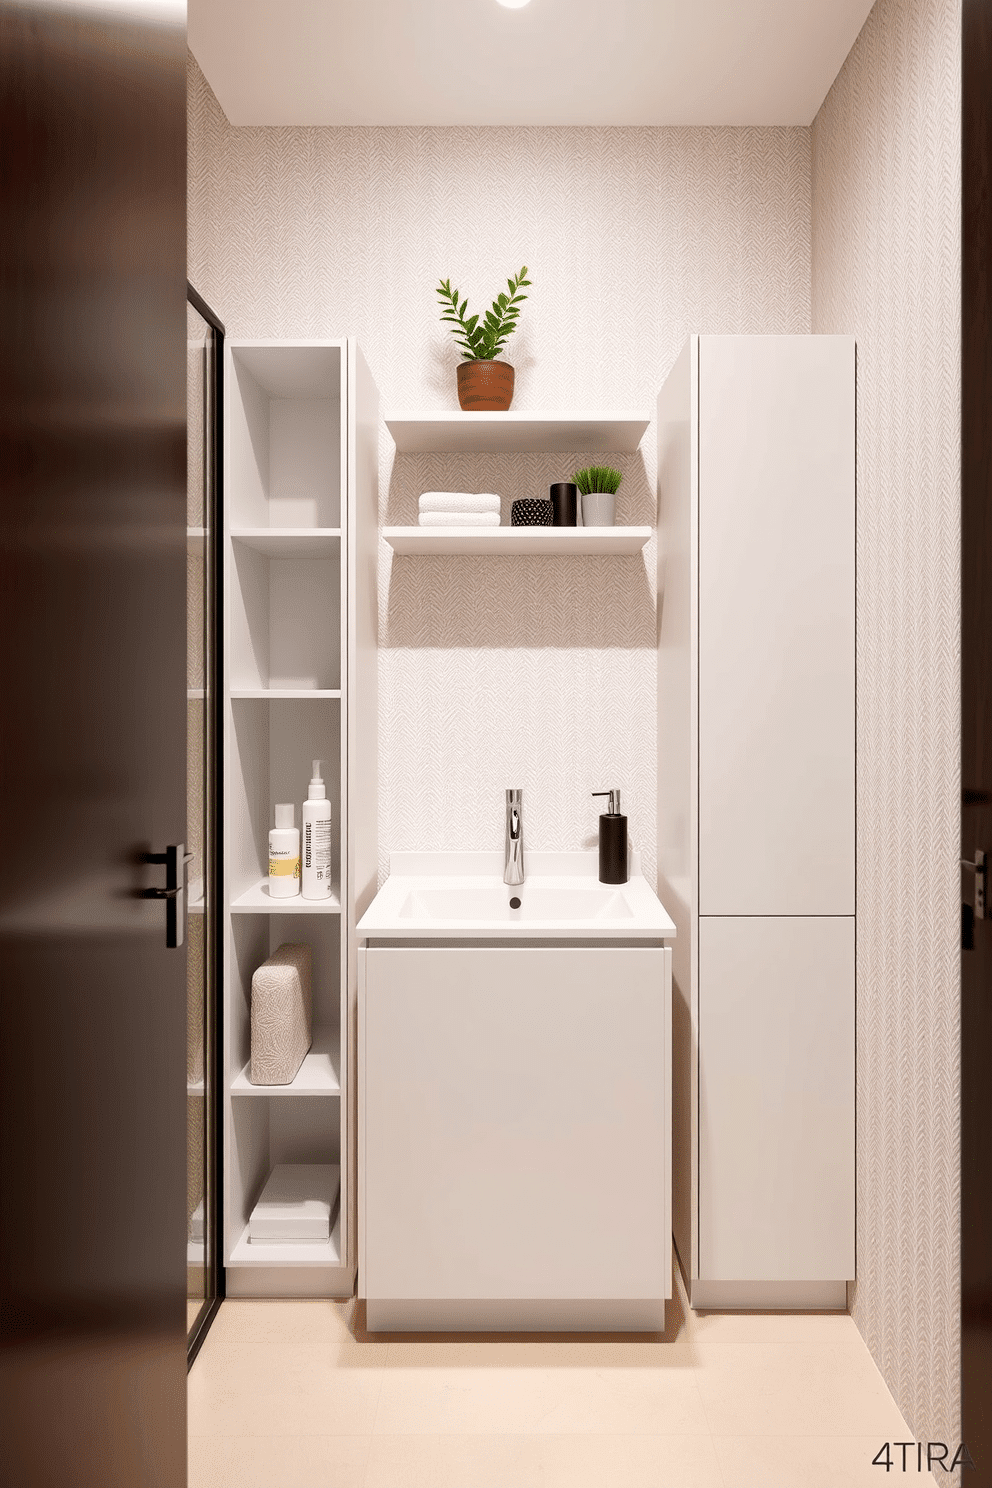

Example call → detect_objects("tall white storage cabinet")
657 335 855 1309
223 341 379 1297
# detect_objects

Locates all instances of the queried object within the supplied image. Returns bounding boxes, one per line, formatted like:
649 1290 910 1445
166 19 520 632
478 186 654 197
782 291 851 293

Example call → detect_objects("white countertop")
357 851 677 940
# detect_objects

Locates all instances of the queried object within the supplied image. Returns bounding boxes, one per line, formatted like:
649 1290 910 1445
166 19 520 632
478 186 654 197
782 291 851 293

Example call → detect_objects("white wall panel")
698 915 855 1281
698 335 855 916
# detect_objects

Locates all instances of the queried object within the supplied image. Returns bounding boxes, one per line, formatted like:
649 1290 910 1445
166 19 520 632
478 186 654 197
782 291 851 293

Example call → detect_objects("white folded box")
418 510 500 528
248 1163 340 1243
419 491 501 514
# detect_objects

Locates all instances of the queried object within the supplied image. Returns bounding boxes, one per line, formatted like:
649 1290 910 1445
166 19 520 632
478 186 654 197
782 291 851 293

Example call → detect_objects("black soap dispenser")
592 790 628 884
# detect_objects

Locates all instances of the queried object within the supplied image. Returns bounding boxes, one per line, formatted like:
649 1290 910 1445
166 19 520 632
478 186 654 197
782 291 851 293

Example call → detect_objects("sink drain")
509 896 522 909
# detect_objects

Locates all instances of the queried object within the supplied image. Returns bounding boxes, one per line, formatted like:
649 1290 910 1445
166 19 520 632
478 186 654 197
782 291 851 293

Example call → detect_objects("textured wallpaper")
812 0 961 1468
187 58 812 885
190 13 964 1457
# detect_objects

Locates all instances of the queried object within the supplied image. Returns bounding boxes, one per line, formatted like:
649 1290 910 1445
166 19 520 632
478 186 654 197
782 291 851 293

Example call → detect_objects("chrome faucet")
504 788 524 885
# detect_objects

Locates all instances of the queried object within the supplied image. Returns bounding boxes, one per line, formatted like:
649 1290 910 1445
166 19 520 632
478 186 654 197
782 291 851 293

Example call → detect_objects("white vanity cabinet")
359 943 672 1332
657 335 856 1308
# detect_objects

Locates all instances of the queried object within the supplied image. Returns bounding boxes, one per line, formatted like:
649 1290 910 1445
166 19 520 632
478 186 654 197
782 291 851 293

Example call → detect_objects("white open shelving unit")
224 339 379 1296
384 409 652 555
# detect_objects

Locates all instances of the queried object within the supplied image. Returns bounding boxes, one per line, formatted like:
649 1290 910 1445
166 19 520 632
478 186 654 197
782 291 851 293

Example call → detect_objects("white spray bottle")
301 759 332 900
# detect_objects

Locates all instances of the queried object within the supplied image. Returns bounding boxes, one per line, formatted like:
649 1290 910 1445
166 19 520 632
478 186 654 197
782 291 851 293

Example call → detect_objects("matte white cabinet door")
362 946 668 1303
698 916 855 1281
698 335 855 916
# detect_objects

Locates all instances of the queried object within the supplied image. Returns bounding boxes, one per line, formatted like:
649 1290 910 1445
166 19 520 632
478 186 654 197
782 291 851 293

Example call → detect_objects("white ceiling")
189 0 877 128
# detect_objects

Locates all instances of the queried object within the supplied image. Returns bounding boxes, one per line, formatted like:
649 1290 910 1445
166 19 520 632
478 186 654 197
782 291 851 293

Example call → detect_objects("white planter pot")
581 491 616 526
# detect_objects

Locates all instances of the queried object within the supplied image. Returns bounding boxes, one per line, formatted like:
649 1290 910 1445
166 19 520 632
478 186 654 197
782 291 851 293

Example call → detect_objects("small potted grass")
574 465 622 526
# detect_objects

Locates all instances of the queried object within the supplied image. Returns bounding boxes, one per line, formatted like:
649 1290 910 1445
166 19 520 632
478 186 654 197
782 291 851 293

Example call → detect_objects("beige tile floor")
189 1267 921 1487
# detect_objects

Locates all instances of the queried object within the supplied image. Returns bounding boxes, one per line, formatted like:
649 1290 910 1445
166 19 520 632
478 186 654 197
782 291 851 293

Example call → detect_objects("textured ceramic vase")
456 359 515 411
250 942 312 1084
581 491 616 526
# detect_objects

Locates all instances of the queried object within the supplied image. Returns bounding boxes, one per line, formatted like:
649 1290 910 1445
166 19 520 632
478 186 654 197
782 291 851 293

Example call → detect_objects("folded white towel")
418 511 501 528
419 491 501 514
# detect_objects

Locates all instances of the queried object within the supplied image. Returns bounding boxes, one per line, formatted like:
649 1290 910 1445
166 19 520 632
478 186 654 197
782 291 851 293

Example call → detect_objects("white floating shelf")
228 1210 341 1268
231 881 342 914
385 410 651 454
231 528 341 557
231 1033 340 1097
384 525 652 557
231 688 341 700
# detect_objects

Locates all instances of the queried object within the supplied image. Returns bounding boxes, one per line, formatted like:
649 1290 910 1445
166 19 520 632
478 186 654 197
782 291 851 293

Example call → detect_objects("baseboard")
366 1298 667 1333
689 1279 848 1311
225 1264 356 1299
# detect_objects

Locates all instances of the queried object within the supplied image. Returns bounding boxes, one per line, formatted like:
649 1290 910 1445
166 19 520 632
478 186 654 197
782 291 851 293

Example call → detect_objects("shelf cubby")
229 696 342 907
228 343 342 529
228 915 342 1078
226 1098 342 1271
230 540 341 693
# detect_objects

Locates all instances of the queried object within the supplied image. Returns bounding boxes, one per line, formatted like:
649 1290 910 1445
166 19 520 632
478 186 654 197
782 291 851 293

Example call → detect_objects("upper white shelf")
231 528 341 557
231 1033 340 1097
384 525 651 557
384 411 650 454
232 880 342 914
231 688 341 700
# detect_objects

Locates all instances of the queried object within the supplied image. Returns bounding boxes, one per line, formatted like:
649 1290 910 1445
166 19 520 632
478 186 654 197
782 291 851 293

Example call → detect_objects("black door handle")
142 845 193 948
961 849 987 921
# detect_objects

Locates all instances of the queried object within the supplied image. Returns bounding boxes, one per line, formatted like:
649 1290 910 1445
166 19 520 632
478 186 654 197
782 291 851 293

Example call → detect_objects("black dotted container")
511 499 553 527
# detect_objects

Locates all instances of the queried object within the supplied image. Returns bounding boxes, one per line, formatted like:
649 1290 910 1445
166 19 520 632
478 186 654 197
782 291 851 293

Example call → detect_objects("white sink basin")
399 883 635 923
357 852 677 940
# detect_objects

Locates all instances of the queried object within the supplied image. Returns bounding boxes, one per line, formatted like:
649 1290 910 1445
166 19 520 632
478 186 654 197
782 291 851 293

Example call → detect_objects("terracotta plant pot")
456 359 515 412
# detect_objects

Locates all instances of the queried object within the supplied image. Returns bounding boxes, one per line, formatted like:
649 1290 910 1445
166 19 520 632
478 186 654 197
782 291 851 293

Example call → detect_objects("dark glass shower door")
187 286 224 1358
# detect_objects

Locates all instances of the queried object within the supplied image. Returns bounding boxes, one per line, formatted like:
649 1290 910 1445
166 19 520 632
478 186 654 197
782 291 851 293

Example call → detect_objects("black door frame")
961 0 992 1476
186 282 226 1369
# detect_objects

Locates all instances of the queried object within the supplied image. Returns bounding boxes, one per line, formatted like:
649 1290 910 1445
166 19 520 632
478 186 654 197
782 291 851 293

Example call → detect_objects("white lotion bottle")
268 804 300 898
302 759 332 900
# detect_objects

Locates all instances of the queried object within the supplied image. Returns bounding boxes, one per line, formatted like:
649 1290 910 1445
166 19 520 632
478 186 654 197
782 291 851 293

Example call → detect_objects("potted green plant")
436 265 530 411
573 465 623 526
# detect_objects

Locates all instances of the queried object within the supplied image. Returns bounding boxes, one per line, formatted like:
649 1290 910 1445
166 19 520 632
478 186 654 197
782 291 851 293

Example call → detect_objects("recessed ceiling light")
495 0 532 9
